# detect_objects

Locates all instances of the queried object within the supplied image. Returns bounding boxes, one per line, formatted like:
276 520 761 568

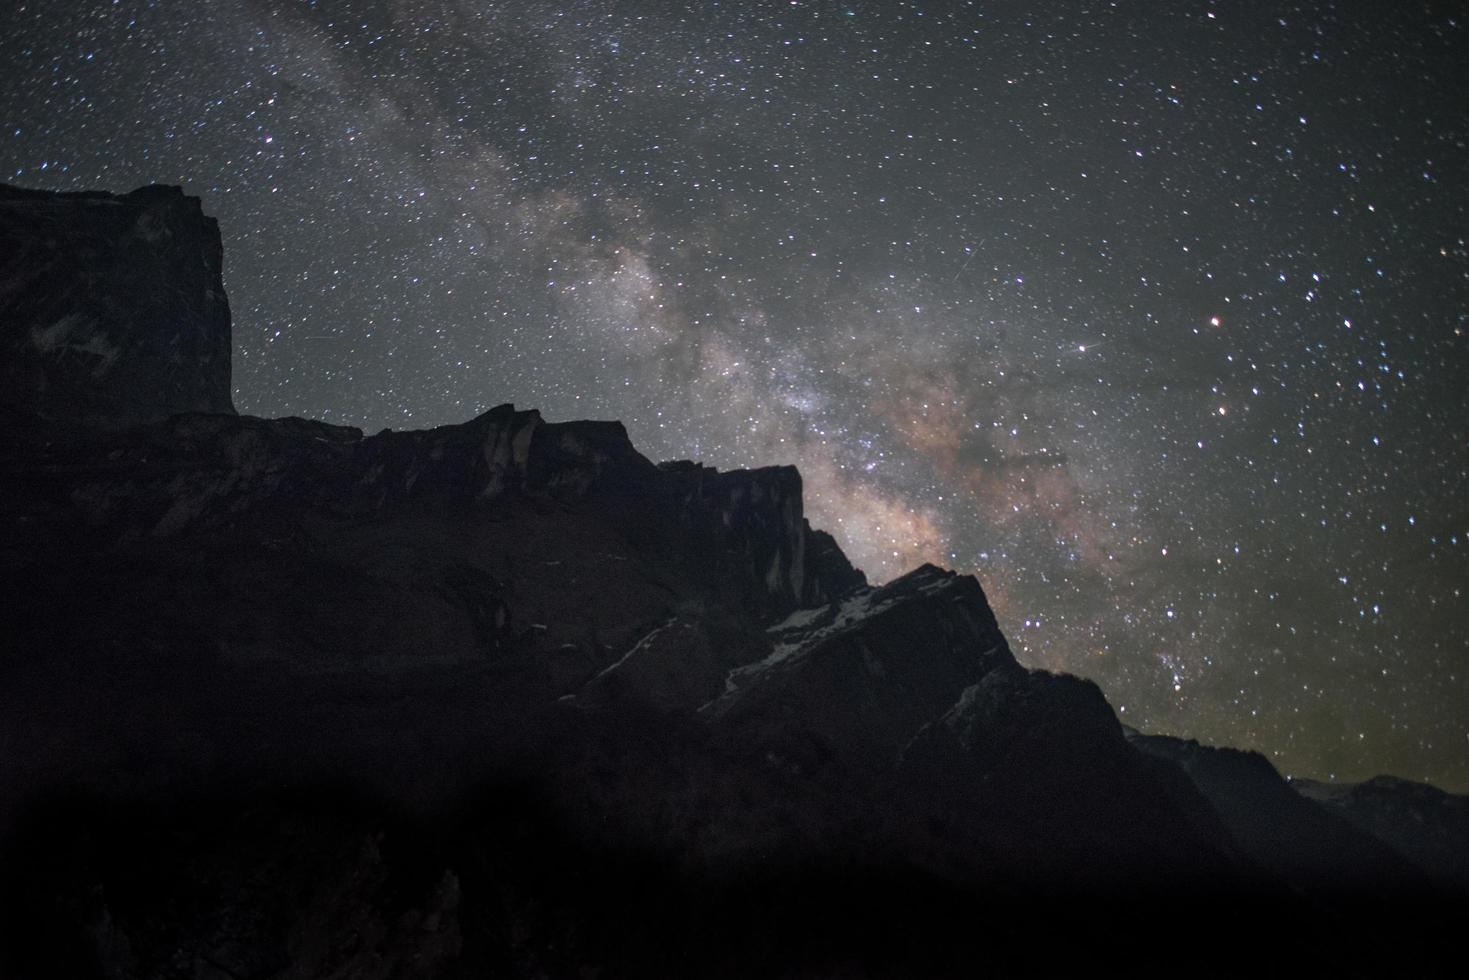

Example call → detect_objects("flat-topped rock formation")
1 183 234 426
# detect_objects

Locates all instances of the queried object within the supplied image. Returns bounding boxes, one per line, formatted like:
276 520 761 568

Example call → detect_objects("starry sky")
4 0 1467 790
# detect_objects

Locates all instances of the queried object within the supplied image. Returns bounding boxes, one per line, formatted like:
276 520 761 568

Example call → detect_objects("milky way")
4 0 1466 789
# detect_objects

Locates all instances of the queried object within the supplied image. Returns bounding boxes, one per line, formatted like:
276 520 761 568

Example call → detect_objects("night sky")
4 1 1466 791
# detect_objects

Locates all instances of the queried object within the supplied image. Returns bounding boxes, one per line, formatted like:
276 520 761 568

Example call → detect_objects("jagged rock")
3 408 840 686
5 404 645 546
0 184 234 426
909 665 1128 780
572 617 736 714
700 565 1012 773
354 405 654 512
658 460 865 618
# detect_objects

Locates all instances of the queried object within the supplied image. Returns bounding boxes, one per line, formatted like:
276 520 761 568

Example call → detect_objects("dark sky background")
4 0 1466 790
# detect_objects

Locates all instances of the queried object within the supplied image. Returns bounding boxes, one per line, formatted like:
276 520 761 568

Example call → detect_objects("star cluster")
3 0 1466 789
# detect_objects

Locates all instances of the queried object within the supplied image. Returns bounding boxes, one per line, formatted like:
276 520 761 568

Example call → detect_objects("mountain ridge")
2 183 1461 977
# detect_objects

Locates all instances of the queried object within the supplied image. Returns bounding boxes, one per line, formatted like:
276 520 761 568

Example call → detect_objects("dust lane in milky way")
2 1 1466 790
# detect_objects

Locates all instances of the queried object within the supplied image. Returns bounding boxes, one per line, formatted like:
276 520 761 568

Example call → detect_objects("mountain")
0 184 234 426
1127 731 1424 893
1 183 1461 977
1294 775 1469 891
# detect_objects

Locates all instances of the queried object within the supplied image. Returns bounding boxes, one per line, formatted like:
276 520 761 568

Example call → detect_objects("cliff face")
0 185 1460 977
0 183 234 425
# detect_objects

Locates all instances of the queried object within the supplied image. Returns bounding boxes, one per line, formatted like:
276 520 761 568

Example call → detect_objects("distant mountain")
1 183 1461 977
1127 730 1422 893
1294 774 1469 891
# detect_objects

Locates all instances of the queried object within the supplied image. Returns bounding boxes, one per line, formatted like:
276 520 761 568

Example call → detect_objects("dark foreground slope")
1 185 1462 978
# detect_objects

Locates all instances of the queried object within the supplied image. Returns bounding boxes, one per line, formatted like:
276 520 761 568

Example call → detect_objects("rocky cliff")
1 183 235 425
0 185 1460 978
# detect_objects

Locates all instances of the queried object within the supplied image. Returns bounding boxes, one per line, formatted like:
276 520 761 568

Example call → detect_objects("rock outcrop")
1 184 235 426
702 565 1012 773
